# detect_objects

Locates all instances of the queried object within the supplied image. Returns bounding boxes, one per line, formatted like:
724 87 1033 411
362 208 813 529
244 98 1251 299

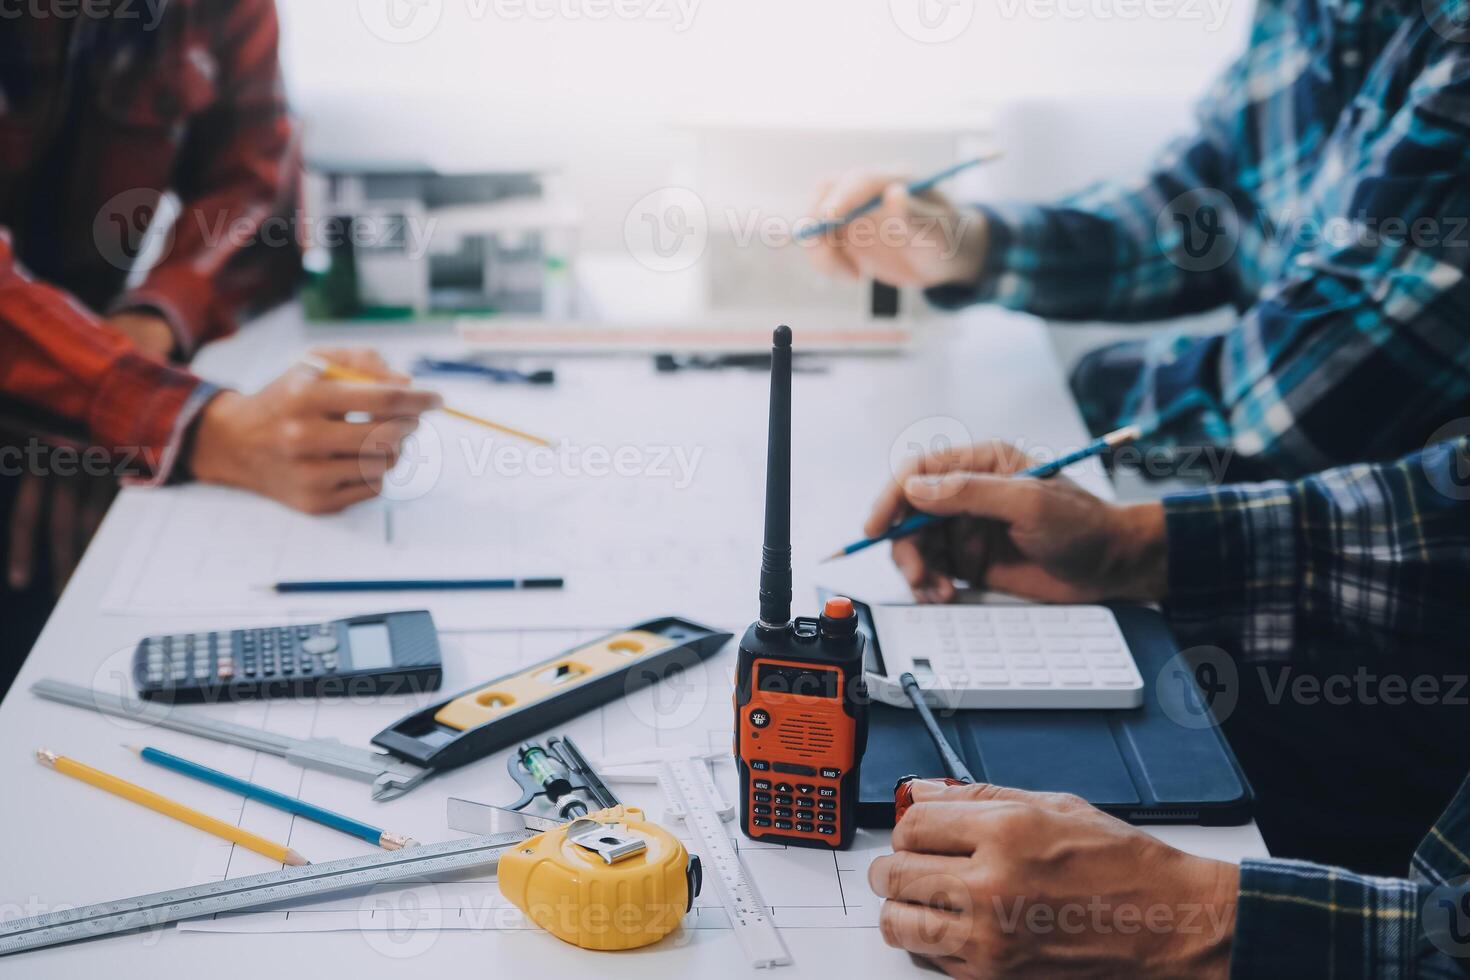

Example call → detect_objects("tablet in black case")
850 600 1255 827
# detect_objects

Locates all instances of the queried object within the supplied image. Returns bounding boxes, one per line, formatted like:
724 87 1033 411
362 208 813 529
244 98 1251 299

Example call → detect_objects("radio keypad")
749 765 844 843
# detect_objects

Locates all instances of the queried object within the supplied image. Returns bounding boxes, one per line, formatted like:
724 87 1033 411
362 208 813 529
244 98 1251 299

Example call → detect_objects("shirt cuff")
923 203 1028 310
88 350 218 487
111 268 216 360
1231 859 1429 979
1160 482 1300 659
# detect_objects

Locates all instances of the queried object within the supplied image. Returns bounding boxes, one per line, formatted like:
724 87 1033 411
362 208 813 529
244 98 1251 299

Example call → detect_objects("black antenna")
759 325 794 629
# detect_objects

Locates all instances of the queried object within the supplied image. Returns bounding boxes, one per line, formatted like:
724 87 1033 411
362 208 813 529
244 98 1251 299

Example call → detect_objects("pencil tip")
381 832 419 851
1104 424 1144 448
285 850 310 867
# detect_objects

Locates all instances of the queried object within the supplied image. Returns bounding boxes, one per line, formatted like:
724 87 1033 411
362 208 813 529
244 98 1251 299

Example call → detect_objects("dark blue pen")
272 578 565 594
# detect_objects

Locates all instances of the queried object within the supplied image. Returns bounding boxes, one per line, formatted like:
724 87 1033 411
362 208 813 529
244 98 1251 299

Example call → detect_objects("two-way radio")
734 326 869 849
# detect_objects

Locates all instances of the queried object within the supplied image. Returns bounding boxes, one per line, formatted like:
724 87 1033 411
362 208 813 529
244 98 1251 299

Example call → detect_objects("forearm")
1083 271 1470 485
925 137 1242 321
0 235 216 485
1159 439 1470 660
1232 859 1445 979
116 168 301 354
116 0 301 353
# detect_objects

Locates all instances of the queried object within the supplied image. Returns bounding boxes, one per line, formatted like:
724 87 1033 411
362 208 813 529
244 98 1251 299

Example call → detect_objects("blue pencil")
272 578 565 594
129 746 417 850
795 152 1004 242
822 422 1145 562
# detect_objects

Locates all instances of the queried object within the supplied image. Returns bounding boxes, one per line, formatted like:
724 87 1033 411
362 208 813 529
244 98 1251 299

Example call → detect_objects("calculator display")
348 623 394 670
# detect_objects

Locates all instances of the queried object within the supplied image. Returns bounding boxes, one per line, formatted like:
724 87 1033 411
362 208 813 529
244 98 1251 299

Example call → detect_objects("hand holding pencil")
190 347 444 516
857 439 1170 606
804 157 999 288
300 353 550 447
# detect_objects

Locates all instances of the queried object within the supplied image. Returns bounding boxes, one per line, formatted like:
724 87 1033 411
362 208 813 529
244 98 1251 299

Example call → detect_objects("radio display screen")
758 663 837 699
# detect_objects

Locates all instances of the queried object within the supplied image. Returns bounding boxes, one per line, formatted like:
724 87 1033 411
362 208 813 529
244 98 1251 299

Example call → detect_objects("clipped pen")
130 745 418 851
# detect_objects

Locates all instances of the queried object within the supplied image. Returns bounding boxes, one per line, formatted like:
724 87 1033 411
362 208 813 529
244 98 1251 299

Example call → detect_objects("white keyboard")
866 604 1145 710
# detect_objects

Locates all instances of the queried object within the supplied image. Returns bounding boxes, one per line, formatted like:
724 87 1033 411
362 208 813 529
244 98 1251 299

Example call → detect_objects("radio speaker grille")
776 714 836 759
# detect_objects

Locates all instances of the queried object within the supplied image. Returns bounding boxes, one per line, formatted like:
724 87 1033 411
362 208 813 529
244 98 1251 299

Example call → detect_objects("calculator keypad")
141 625 342 691
878 605 1143 702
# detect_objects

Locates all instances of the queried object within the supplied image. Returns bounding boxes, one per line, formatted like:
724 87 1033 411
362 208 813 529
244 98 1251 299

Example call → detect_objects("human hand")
188 348 442 515
865 441 1167 604
869 780 1238 979
106 312 177 363
804 172 987 288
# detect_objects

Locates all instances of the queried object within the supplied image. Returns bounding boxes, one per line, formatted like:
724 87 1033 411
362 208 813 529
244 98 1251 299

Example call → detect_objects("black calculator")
132 611 444 702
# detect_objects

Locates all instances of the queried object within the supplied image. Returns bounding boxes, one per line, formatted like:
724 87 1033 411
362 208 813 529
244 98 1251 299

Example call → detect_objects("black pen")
271 578 565 594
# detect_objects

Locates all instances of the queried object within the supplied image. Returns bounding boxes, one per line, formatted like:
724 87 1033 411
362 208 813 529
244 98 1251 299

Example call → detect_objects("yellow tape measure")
498 806 698 951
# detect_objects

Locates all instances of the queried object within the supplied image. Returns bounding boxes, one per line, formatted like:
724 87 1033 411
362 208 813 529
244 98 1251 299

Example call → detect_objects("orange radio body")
734 601 868 849
733 325 868 850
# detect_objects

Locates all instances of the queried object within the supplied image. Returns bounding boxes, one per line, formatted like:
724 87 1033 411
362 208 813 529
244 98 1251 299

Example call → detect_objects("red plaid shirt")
0 0 301 482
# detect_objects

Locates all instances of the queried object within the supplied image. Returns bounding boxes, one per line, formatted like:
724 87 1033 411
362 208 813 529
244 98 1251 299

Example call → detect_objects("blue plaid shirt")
1159 437 1470 976
931 0 1470 481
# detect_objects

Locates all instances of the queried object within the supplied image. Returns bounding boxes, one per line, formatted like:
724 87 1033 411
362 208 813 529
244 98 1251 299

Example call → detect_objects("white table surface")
0 306 1267 978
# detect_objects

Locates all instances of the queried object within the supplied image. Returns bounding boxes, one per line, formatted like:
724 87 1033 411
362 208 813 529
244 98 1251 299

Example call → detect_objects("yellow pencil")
300 355 552 447
37 749 309 867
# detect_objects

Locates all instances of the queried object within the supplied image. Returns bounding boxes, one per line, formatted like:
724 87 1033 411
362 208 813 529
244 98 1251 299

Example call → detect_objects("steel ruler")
0 831 530 956
31 679 430 800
